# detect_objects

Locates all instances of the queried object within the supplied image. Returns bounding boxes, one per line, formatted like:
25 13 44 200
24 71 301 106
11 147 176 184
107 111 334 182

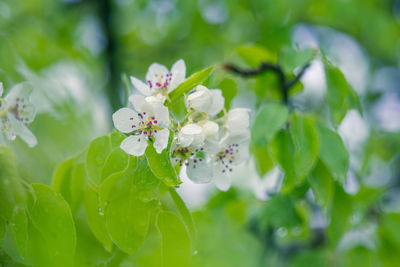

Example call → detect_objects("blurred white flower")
112 95 170 156
0 82 37 147
130 59 186 101
177 123 205 148
221 108 251 143
186 85 224 116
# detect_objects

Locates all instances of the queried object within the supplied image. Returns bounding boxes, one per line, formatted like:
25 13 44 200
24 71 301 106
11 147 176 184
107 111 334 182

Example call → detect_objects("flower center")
216 143 239 173
148 72 173 95
130 112 161 141
172 147 205 168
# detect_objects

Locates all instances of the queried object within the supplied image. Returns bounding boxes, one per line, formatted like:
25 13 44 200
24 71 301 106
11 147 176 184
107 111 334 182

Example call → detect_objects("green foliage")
316 122 349 182
252 102 289 146
323 58 362 125
236 45 278 66
145 130 180 187
157 211 192 267
167 65 214 106
218 78 238 110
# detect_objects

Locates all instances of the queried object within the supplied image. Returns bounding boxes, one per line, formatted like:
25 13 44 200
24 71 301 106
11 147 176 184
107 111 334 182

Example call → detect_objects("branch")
223 62 310 106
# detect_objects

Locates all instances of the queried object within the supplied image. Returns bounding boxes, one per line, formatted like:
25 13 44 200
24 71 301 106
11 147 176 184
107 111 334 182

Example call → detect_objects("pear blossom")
0 82 37 147
186 85 224 116
177 123 205 148
221 108 251 143
130 59 186 101
112 95 170 156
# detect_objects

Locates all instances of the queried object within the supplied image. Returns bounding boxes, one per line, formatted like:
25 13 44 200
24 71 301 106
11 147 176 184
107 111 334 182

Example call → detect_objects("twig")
223 62 310 106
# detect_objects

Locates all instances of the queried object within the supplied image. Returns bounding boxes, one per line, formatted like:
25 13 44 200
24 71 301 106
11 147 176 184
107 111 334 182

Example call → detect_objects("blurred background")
1 0 400 266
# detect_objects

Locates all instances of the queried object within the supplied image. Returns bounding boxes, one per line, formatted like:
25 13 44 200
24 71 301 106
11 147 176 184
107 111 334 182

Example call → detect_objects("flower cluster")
112 60 250 190
0 82 37 147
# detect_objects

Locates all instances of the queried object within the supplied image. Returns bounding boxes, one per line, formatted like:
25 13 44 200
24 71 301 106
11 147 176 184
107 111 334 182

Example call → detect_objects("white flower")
171 145 212 184
0 83 37 147
112 95 170 156
198 119 219 140
221 108 251 143
186 85 224 116
130 59 186 101
177 123 205 148
210 140 249 191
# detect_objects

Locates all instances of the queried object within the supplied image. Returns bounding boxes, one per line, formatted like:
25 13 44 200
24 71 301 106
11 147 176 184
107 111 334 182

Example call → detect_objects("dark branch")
223 62 310 106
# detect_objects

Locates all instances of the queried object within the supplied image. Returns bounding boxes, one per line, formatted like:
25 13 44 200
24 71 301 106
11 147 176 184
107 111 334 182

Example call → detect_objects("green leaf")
280 46 314 74
0 145 27 220
86 136 112 186
251 102 289 145
250 143 274 177
328 182 353 248
26 184 76 266
290 112 319 179
105 163 152 255
167 65 214 106
168 188 196 241
110 131 126 149
52 158 75 206
9 207 28 258
259 194 302 229
52 158 86 214
316 122 349 182
100 148 130 181
269 130 296 191
323 58 362 125
0 217 5 243
145 130 180 187
218 78 238 110
156 211 191 267
236 45 278 67
308 161 334 207
84 184 113 252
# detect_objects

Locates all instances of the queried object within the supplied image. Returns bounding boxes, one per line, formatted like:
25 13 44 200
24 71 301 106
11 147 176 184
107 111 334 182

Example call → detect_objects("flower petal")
186 85 211 113
146 63 169 83
179 124 205 147
7 114 37 147
199 120 219 139
178 131 194 147
0 82 3 97
212 164 231 191
153 128 169 153
112 108 138 133
130 76 151 96
120 134 148 156
4 83 32 108
208 89 225 116
129 94 153 114
153 103 170 127
186 158 212 183
169 59 186 91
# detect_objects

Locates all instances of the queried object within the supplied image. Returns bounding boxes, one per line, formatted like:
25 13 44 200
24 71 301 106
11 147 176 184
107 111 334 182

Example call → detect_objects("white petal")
186 158 212 183
226 108 251 132
129 94 153 114
4 83 32 107
8 114 37 147
169 59 186 91
146 63 169 83
186 85 211 113
153 128 169 153
179 124 205 147
208 89 225 116
145 95 166 104
0 82 3 97
213 164 231 191
112 108 138 133
178 131 194 147
120 134 148 156
153 103 170 127
181 123 203 135
199 120 219 139
130 76 151 96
